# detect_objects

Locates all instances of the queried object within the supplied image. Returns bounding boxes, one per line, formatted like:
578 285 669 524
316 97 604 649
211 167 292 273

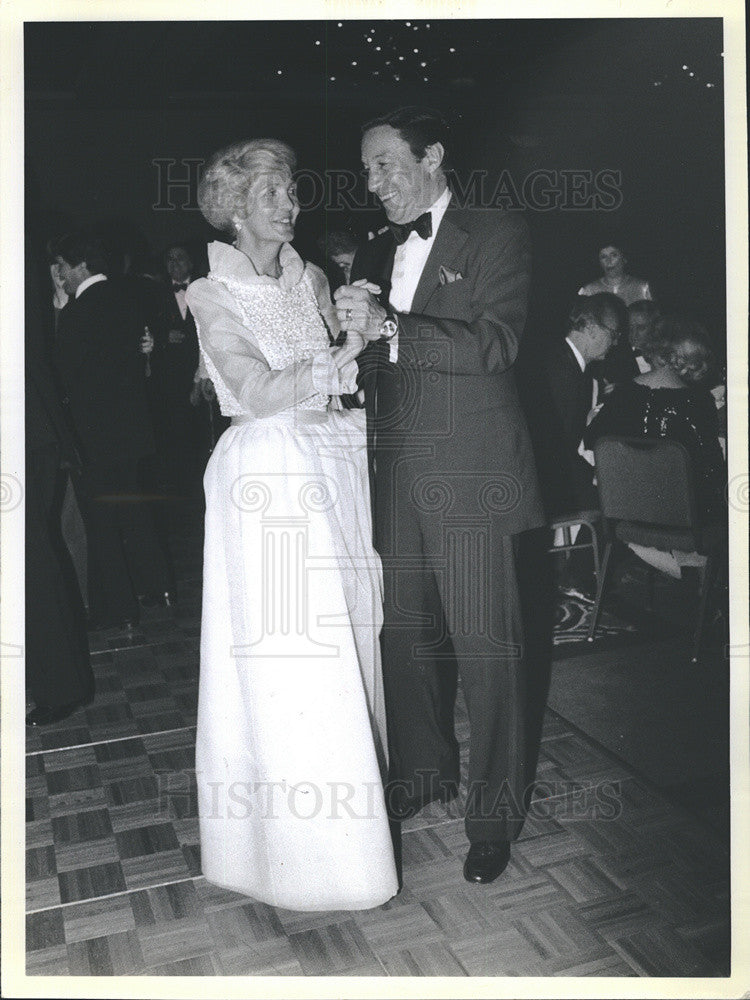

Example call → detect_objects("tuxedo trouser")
82 457 169 622
376 456 551 844
26 444 94 707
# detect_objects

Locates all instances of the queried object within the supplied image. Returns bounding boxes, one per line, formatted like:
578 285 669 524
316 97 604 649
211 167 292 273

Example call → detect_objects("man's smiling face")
361 125 439 225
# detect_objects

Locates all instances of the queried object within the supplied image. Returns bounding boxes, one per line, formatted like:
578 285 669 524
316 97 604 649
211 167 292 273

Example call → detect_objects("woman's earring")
233 218 242 234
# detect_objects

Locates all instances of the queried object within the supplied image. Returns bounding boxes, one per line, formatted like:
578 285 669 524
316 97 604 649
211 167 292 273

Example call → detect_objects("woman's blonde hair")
197 138 297 233
647 314 714 383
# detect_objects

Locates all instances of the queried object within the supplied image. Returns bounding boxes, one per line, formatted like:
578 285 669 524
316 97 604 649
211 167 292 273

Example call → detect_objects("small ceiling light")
351 61 358 66
449 47 456 53
277 69 282 75
420 61 427 67
375 45 381 51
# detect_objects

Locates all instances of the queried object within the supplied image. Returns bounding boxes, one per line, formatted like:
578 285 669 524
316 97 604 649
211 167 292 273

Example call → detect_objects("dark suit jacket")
352 204 544 538
55 278 155 476
150 282 200 410
520 337 596 517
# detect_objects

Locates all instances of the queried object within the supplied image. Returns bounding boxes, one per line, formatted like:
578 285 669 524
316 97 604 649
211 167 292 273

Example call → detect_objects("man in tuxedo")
149 242 202 494
522 293 626 520
53 231 168 628
335 107 545 884
26 238 94 725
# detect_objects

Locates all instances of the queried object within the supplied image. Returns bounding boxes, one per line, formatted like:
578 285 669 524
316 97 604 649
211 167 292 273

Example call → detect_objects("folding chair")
588 435 725 660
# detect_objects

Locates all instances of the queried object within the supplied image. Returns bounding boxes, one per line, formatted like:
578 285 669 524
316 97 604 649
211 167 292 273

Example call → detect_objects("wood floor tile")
51 807 113 843
41 745 98 772
114 822 180 859
546 856 626 903
147 952 222 975
45 764 101 795
120 850 190 891
216 939 304 976
206 899 286 946
26 844 57 880
287 919 379 975
449 926 545 975
55 839 121 873
47 786 108 817
26 943 69 975
377 941 468 976
136 916 215 966
58 861 127 903
27 908 65 951
105 775 159 807
610 926 715 976
67 928 146 975
61 895 136 944
26 876 62 911
130 881 203 924
355 901 443 951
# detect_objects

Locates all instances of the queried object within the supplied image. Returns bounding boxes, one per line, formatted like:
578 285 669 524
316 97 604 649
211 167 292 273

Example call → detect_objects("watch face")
381 318 398 340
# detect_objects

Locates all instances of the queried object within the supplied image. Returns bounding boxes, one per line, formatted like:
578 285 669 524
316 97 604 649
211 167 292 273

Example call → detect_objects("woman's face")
598 245 626 277
628 312 653 351
241 168 299 246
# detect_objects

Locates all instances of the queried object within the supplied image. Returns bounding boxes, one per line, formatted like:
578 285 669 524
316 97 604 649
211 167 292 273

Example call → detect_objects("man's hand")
190 378 216 406
334 280 386 342
139 330 154 355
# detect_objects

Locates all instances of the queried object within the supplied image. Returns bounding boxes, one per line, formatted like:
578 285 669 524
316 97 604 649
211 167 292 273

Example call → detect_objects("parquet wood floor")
25 503 731 977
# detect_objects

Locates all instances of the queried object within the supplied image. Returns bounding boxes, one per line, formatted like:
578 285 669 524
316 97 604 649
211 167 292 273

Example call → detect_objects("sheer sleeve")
186 277 354 418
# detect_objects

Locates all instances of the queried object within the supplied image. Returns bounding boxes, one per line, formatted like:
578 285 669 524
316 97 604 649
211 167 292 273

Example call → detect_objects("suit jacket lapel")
410 210 469 315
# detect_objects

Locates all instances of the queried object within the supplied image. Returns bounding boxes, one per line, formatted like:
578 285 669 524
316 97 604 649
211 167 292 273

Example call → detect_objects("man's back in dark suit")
520 335 597 517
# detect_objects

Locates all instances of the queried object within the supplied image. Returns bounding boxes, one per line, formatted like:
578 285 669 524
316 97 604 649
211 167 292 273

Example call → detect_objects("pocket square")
439 265 463 285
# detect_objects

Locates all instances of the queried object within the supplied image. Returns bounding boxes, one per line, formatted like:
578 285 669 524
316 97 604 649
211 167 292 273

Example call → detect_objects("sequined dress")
584 381 726 521
185 241 397 911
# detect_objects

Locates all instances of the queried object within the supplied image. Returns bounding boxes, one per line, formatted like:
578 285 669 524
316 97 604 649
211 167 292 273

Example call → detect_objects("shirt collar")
206 240 304 290
565 336 587 372
429 185 452 227
75 273 107 299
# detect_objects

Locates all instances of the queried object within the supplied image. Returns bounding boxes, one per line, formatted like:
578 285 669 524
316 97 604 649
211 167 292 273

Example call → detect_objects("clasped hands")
330 280 386 369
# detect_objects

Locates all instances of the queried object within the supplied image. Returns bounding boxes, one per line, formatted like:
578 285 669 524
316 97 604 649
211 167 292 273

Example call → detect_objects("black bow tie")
173 282 189 292
389 211 432 246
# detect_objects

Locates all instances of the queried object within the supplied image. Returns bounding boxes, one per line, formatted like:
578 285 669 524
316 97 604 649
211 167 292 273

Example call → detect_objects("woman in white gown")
185 139 398 911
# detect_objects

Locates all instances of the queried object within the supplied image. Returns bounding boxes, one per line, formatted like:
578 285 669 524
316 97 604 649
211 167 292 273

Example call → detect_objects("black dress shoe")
26 697 92 727
463 841 511 884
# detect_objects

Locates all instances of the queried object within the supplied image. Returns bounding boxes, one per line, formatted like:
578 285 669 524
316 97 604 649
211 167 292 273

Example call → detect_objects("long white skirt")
196 408 398 911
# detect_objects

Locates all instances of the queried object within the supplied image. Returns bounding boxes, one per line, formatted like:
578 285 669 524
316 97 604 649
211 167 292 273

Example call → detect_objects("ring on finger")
345 308 352 321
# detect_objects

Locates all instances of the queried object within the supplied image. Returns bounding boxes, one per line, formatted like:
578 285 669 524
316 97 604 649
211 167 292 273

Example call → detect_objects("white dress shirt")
387 186 452 362
173 279 191 320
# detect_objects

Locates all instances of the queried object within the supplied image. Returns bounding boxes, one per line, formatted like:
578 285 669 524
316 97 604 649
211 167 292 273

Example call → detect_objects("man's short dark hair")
362 106 451 167
567 293 627 336
51 231 109 276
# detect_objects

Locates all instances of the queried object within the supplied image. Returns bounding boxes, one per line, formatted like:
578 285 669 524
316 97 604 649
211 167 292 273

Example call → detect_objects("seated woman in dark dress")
585 314 726 524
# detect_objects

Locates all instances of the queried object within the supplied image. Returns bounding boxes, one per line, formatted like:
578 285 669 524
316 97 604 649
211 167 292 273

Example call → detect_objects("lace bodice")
197 271 333 417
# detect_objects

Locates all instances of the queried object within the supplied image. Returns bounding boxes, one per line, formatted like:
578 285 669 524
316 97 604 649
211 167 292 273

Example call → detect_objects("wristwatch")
379 311 399 340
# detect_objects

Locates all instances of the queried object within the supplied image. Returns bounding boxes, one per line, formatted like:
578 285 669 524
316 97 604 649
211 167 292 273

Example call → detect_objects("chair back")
593 436 699 529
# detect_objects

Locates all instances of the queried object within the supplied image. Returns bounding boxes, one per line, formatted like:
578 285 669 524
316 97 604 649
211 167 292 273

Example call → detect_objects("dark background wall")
25 18 726 356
